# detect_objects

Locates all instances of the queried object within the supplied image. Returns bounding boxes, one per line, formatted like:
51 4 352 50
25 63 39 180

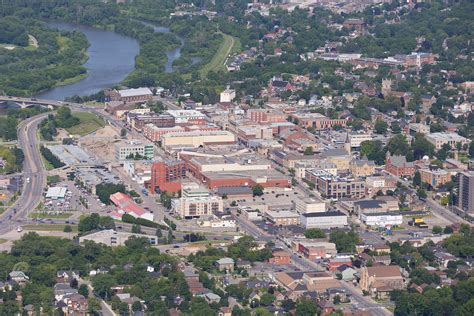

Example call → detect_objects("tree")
329 230 360 253
92 274 115 299
413 171 421 187
417 188 427 199
386 134 410 156
252 184 264 197
156 227 162 238
391 121 401 134
304 146 314 155
374 119 388 134
432 226 443 234
333 294 341 305
63 225 72 233
131 224 141 234
259 293 276 306
167 229 174 244
120 128 127 137
360 140 385 165
296 297 319 316
190 297 214 316
78 284 89 298
95 183 126 205
444 226 454 234
304 228 326 239
132 301 142 312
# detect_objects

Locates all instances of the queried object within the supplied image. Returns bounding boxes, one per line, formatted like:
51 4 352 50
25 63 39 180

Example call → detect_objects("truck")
408 217 428 228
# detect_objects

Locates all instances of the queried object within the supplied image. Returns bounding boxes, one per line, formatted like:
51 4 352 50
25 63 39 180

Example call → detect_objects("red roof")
110 192 146 217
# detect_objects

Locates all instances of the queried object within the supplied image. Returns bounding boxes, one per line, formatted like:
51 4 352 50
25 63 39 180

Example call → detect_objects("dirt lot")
79 126 121 161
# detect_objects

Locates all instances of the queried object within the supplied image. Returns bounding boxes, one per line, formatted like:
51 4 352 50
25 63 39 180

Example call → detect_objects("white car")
17 227 23 232
26 177 30 184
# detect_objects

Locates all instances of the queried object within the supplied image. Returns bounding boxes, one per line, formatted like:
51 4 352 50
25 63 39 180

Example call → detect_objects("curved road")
0 114 49 234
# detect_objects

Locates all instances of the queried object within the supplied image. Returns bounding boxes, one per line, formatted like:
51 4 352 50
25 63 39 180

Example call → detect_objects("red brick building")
247 109 286 124
343 19 365 32
148 161 187 193
385 153 415 177
298 244 327 260
269 249 291 265
328 257 352 271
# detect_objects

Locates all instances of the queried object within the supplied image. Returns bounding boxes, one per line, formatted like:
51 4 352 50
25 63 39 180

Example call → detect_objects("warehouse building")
300 211 348 229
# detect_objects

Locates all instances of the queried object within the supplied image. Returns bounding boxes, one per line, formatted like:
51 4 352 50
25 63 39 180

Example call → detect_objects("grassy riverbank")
198 33 238 77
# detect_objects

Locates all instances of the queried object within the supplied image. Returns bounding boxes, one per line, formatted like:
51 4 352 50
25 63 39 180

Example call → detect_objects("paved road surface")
0 114 49 234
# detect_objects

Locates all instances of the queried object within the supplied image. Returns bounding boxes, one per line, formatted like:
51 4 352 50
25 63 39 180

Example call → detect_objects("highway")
0 114 49 234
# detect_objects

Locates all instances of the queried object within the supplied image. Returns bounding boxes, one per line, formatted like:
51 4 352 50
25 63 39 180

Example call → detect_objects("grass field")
28 212 73 219
199 33 238 77
40 152 55 171
0 239 7 244
23 224 78 232
66 112 105 136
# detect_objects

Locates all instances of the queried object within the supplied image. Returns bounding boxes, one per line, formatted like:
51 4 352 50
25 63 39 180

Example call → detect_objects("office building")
148 160 187 193
295 197 326 214
161 130 236 148
115 141 154 160
458 171 474 213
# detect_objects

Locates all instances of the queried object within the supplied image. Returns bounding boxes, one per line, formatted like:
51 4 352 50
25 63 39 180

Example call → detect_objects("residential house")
216 258 235 272
9 271 29 285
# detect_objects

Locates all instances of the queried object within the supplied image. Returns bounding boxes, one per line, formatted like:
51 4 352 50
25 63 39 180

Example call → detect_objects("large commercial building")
247 109 286 124
291 112 347 130
106 87 153 103
300 211 348 229
172 183 223 218
148 160 187 193
295 197 326 214
306 172 366 199
161 131 236 148
425 132 470 150
360 212 403 227
128 113 175 132
115 141 154 160
143 124 185 142
166 110 207 125
264 210 300 226
346 133 372 151
458 171 474 214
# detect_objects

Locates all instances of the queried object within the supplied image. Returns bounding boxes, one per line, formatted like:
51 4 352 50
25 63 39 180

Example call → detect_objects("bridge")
0 96 73 109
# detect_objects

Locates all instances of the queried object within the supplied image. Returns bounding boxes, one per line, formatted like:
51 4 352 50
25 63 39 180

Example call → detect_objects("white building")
115 141 154 160
347 133 372 151
360 212 403 227
425 132 470 150
123 160 152 184
45 187 68 200
172 183 223 218
220 88 236 103
300 211 348 229
166 110 207 125
295 197 326 214
240 207 263 221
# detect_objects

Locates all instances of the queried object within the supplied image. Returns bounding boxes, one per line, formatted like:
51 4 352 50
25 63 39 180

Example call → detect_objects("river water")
36 22 140 101
36 21 201 100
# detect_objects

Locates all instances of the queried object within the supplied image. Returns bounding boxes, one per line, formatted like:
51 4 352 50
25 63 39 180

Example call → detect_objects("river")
36 21 140 101
138 21 202 73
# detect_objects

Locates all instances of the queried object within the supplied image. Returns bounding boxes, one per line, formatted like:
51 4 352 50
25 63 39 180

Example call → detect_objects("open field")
23 224 78 232
199 33 237 77
66 112 106 136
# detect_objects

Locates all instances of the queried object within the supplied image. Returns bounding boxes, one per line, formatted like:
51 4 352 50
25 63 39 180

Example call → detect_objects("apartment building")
458 171 474 214
172 183 223 218
309 173 366 199
291 112 347 130
148 160 187 193
419 167 451 189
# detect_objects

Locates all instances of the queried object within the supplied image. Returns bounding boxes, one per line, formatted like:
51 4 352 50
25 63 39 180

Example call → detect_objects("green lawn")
28 212 73 219
40 151 55 171
199 33 237 77
0 238 7 244
66 112 105 136
23 224 78 232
